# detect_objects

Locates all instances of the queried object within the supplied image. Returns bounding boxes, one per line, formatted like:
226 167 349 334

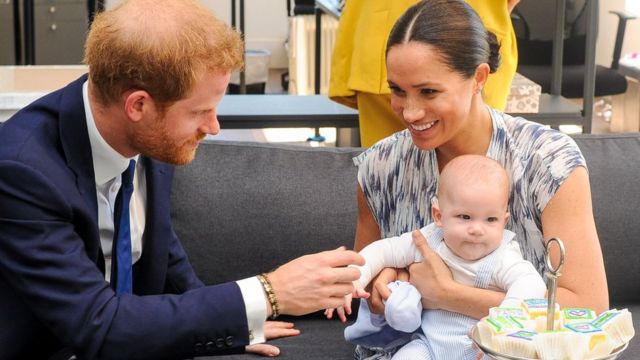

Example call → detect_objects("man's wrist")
236 277 267 344
257 273 280 319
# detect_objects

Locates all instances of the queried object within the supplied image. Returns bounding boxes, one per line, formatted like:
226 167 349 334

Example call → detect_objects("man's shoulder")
0 84 86 187
0 107 61 162
1 76 88 160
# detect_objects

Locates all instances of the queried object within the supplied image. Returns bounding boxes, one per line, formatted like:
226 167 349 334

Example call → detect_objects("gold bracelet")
257 273 279 319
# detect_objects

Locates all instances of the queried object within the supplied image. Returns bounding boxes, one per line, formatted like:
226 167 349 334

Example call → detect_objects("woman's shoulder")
492 109 582 157
491 109 586 189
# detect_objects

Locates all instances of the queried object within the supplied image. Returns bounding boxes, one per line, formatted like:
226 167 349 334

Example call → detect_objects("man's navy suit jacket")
0 76 249 359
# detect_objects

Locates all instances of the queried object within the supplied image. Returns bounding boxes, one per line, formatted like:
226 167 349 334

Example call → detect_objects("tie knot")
121 159 136 187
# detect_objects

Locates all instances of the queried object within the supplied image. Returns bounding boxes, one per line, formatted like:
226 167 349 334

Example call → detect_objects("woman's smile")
409 120 438 132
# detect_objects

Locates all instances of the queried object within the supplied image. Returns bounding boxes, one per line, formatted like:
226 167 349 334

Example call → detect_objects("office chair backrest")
512 0 629 100
289 0 315 16
512 0 589 66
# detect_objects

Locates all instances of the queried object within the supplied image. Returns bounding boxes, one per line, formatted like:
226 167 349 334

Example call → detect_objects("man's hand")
245 321 300 357
408 230 453 310
268 247 364 316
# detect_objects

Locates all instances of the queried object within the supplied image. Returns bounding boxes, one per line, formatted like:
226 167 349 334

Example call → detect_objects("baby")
328 155 547 360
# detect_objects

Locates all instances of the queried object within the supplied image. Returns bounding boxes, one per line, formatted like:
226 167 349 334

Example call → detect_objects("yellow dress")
329 0 518 147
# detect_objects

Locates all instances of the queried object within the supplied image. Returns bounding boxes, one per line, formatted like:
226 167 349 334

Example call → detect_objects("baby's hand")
324 293 351 323
324 282 370 323
352 284 370 300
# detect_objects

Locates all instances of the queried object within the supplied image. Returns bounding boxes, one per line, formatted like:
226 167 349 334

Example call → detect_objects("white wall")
205 0 289 68
105 0 290 68
597 0 640 66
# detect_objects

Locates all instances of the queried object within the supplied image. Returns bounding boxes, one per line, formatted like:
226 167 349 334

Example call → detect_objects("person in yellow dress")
329 0 520 147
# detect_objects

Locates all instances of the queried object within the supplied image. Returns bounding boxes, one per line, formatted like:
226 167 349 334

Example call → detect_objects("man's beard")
132 116 206 165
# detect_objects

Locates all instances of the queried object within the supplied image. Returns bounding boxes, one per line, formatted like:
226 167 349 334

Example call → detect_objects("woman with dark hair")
350 0 607 358
329 0 520 147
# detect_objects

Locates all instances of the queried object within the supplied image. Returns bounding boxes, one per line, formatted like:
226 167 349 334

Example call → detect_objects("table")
218 94 358 146
217 94 357 129
0 93 358 128
218 94 582 128
1 93 583 146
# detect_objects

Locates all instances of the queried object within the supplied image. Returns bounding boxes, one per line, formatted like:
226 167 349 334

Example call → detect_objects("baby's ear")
432 199 443 226
504 211 511 223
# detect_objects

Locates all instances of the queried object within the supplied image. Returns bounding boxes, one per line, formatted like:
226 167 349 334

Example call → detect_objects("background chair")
512 0 635 124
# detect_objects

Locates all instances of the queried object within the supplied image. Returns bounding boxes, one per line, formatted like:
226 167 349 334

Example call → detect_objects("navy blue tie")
114 159 136 294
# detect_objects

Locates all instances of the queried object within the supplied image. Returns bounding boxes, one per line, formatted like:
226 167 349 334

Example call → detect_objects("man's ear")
123 90 153 122
432 199 443 227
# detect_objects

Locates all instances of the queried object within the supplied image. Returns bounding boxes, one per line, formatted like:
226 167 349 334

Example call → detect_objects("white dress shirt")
82 82 266 344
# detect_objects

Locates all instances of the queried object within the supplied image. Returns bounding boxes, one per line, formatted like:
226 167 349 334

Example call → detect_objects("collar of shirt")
82 81 138 184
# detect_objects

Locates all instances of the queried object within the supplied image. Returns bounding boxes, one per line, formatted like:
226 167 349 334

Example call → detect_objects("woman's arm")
354 185 381 251
540 167 609 313
355 185 407 314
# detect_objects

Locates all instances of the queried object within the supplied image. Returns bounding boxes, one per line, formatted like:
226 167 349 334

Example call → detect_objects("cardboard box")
505 72 542 113
0 65 87 92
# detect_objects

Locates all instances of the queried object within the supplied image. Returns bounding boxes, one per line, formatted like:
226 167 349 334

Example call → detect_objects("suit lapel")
58 75 99 225
57 75 103 268
133 157 173 294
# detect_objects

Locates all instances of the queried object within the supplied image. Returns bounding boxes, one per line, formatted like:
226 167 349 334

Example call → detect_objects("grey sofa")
171 133 640 359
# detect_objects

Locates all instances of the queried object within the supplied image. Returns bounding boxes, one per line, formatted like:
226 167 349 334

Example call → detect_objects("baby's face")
435 184 509 261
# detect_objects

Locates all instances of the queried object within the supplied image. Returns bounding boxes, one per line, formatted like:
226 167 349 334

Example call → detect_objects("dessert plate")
469 325 629 360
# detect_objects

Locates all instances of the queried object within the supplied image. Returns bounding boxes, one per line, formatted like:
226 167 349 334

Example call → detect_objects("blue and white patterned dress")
354 107 586 276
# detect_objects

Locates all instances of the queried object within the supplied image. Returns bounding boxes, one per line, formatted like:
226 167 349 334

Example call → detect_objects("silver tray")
469 325 629 360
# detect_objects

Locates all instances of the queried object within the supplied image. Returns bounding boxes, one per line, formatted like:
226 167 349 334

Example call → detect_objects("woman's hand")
408 230 454 310
366 267 409 314
245 321 300 357
409 230 503 318
367 267 395 314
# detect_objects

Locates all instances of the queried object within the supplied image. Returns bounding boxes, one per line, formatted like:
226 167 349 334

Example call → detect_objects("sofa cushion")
572 134 640 305
195 316 356 360
171 140 363 285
